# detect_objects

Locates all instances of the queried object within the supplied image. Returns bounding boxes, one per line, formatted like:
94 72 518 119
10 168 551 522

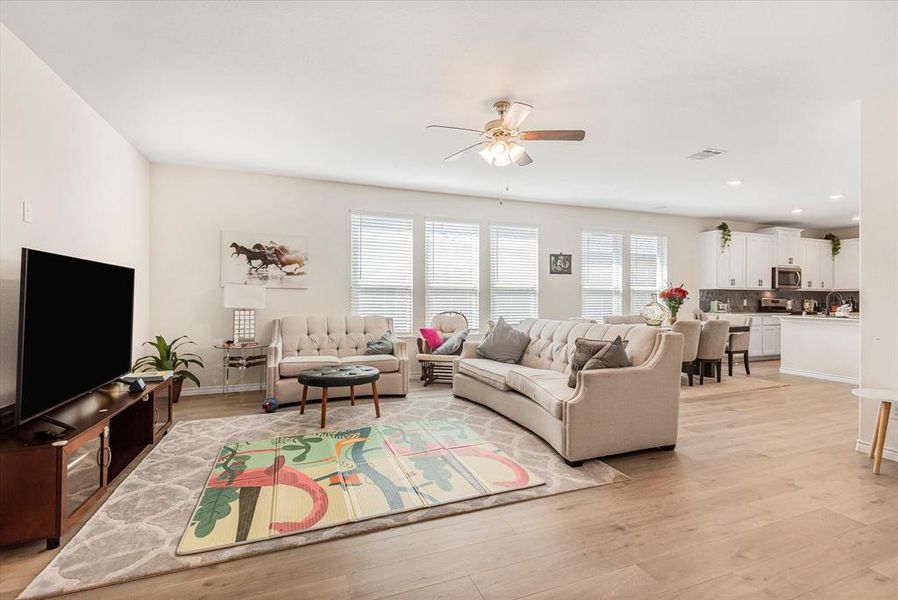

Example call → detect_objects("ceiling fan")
427 100 586 167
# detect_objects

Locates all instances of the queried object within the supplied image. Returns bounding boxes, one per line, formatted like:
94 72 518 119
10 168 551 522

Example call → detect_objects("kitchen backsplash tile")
699 289 859 313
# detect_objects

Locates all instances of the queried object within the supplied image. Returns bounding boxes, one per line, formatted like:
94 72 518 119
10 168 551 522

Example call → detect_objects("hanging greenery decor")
716 222 732 251
824 233 841 257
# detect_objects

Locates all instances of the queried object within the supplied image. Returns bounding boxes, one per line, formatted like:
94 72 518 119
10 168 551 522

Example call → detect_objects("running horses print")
177 419 543 554
221 231 309 289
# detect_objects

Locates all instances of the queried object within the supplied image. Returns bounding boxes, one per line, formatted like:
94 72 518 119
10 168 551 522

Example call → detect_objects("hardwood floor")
2 361 896 599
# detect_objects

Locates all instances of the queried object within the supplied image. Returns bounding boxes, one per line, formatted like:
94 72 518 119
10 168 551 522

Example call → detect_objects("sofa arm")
266 319 283 398
562 332 684 460
391 337 408 361
460 341 481 359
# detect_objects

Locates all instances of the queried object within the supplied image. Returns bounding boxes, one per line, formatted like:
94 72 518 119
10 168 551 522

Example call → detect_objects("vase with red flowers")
659 284 689 324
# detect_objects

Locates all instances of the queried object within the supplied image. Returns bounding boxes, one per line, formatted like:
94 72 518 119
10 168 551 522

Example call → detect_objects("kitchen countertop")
779 315 860 323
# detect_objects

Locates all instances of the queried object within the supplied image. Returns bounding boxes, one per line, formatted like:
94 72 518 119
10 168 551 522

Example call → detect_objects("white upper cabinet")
800 239 820 289
745 234 773 288
833 238 860 290
759 227 802 266
800 239 835 290
698 230 749 289
817 243 834 290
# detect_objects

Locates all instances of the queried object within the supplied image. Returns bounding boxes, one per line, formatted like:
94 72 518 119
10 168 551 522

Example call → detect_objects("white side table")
852 388 897 475
214 344 266 394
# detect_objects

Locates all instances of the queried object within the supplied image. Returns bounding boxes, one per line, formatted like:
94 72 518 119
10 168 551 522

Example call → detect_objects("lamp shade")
223 284 266 309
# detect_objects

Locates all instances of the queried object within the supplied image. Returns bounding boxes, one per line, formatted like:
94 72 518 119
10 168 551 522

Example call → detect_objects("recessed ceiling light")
829 194 846 200
851 216 860 221
790 208 804 214
726 179 743 186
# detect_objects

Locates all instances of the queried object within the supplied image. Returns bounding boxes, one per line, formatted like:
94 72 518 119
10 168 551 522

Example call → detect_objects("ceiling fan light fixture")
492 152 513 167
478 146 494 165
491 141 509 158
508 142 525 162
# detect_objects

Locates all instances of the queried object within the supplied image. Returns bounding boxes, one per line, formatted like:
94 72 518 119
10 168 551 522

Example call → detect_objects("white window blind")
629 233 669 313
425 219 480 330
581 231 623 320
350 212 413 334
490 224 538 325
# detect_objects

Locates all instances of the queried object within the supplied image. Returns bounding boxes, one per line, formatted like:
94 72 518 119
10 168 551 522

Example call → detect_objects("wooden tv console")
0 379 173 549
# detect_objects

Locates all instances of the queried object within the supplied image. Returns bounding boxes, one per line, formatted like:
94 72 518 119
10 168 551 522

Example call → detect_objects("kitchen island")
779 315 860 384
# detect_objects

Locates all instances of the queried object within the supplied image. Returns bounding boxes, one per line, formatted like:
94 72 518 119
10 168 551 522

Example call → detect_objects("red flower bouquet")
659 284 689 323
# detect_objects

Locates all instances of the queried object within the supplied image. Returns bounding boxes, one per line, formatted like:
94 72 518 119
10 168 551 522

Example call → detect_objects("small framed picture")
549 253 572 275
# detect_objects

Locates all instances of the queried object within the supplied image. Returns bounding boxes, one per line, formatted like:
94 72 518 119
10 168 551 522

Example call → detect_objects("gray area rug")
21 390 627 599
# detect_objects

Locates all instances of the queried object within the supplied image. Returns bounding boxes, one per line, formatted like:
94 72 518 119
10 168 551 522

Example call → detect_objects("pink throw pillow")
419 327 444 352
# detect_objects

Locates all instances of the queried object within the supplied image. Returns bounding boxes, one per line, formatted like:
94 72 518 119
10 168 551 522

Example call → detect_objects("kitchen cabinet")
762 325 781 356
698 230 748 289
759 227 802 267
749 323 763 356
817 243 834 290
745 234 774 288
833 238 860 290
800 239 834 290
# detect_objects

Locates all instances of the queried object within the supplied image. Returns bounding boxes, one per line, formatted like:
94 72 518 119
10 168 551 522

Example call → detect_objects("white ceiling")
1 1 895 228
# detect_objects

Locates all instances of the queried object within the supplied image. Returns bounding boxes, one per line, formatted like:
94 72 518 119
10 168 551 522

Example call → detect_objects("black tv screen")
16 249 134 425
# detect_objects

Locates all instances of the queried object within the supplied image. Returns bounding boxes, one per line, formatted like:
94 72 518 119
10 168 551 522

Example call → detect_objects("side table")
214 344 266 394
853 388 897 475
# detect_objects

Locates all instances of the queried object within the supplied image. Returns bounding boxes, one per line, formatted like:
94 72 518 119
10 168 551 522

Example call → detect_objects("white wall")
150 163 759 391
0 26 150 407
857 88 898 459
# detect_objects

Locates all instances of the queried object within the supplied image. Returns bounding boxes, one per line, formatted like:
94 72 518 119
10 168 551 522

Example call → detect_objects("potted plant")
132 335 204 403
824 233 841 257
717 222 732 251
659 284 689 324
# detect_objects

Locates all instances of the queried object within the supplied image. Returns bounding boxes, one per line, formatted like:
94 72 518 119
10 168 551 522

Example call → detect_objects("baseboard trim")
856 440 898 462
180 383 264 397
778 367 858 385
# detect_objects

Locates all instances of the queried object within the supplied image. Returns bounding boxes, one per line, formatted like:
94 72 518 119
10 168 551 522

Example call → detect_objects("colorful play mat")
178 419 544 554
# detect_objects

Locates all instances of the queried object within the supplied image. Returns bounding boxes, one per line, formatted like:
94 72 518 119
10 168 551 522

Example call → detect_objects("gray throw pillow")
475 317 530 364
364 331 394 355
582 336 631 372
432 329 469 355
567 336 630 387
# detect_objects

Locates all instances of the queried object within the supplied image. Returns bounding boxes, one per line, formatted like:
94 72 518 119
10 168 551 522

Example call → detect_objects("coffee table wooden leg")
320 387 328 429
350 385 355 406
870 405 884 458
300 385 308 415
371 380 381 419
873 401 890 475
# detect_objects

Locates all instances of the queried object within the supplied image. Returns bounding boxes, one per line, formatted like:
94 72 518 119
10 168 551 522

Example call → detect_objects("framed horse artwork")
221 231 309 289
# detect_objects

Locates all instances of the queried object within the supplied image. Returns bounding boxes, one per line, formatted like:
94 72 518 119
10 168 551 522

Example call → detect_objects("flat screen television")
16 249 134 426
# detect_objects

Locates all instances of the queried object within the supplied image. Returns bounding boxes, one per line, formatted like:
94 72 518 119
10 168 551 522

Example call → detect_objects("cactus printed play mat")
178 419 544 554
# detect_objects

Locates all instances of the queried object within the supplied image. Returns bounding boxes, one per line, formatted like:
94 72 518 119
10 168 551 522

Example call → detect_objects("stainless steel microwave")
773 266 801 290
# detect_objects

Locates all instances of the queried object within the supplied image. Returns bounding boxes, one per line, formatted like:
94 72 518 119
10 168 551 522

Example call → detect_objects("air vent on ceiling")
687 148 727 160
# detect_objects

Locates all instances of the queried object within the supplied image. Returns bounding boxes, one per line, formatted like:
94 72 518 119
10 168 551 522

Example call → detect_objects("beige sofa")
267 316 408 402
452 319 684 465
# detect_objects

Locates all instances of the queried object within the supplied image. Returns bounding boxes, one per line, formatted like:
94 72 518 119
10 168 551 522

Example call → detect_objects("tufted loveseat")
267 316 408 403
452 318 683 465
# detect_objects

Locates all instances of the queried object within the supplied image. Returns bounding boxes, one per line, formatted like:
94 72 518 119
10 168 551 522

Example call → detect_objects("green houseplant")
132 335 205 403
717 222 732 251
824 233 841 257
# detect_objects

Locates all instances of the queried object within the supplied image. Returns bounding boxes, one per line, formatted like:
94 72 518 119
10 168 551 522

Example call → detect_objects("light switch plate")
22 200 33 223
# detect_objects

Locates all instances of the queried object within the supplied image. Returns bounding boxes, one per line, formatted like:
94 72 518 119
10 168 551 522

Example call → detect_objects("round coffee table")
296 365 381 428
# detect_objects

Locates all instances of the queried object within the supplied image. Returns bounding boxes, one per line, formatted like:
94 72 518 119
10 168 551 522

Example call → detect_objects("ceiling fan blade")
445 142 486 161
501 102 533 130
519 130 586 141
427 125 484 134
515 150 533 166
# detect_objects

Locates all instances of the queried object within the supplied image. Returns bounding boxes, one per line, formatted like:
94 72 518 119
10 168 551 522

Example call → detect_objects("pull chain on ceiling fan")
427 100 586 167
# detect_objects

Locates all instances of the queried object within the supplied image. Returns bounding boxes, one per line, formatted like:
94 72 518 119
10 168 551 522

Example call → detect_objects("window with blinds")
425 219 480 330
629 233 669 313
581 231 623 320
490 224 538 325
350 212 414 334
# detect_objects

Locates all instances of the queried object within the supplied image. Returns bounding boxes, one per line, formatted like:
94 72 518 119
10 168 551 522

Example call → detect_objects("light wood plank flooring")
1 361 896 599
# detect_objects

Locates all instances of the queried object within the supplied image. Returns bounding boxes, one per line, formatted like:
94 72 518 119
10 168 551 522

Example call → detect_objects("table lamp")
223 284 266 344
